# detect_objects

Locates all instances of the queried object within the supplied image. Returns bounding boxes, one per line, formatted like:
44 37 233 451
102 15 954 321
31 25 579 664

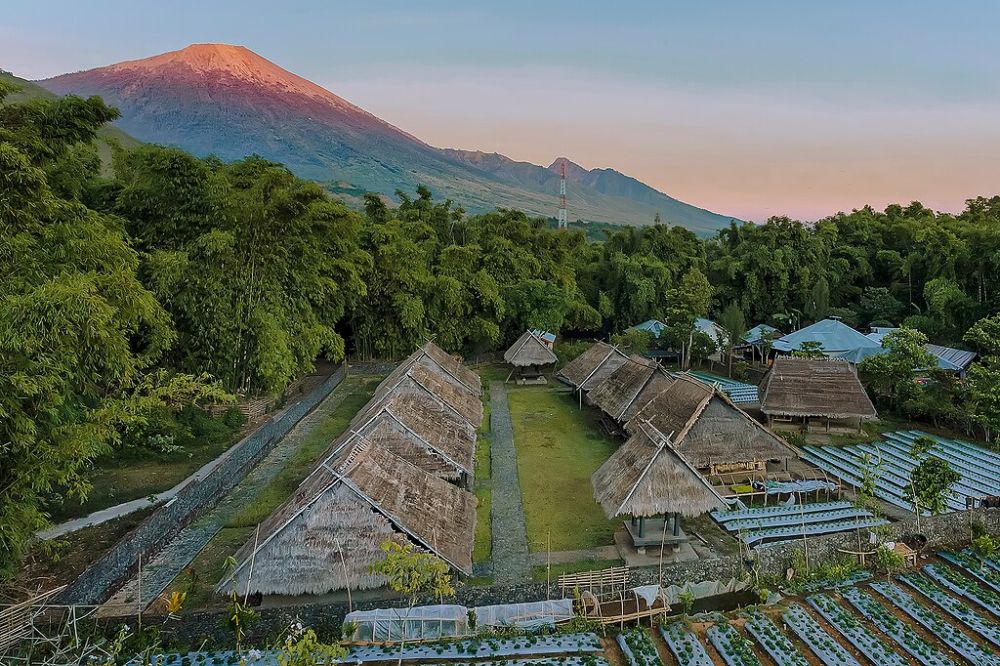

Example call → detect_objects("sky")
3 1 999 221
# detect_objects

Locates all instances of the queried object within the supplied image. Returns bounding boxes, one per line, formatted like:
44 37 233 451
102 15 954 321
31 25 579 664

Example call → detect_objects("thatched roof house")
504 330 559 368
592 421 728 519
346 391 476 482
586 356 670 423
369 343 483 428
759 357 877 421
556 341 630 392
220 437 476 597
625 375 795 470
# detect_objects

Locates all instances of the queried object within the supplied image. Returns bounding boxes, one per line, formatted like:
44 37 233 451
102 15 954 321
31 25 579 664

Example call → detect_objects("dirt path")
488 381 532 583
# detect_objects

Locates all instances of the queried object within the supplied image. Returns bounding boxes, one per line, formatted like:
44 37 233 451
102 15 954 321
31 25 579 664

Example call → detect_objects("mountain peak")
92 43 361 112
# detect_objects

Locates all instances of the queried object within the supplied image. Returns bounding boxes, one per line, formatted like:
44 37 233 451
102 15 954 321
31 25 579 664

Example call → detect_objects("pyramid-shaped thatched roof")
586 355 668 422
625 375 795 469
556 341 630 391
759 357 877 419
592 421 728 519
504 330 558 367
221 438 475 596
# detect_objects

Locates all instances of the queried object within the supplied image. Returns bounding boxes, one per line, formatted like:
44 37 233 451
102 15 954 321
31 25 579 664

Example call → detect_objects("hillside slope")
37 44 735 233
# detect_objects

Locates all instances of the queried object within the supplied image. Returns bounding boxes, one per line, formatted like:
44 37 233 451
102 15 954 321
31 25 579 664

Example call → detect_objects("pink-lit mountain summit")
40 43 735 232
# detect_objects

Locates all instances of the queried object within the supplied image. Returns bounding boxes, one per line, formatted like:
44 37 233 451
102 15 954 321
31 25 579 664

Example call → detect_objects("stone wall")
59 366 347 606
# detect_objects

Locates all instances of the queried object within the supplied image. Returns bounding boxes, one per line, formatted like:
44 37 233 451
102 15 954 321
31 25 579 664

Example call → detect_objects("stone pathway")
488 381 532 583
100 380 359 615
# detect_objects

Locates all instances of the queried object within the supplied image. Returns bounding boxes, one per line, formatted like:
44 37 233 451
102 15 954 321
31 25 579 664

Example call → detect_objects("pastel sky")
4 1 999 221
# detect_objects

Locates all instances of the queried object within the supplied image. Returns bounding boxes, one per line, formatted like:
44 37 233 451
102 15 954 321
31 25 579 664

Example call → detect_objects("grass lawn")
507 387 620 552
473 432 493 563
225 375 383 529
530 559 623 582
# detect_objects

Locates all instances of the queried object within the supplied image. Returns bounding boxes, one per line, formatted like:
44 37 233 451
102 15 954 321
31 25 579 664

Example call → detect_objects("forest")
5 83 1000 573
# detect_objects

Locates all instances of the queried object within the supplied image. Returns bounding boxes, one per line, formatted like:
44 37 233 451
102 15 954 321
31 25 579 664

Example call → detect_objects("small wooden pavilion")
592 421 728 552
759 357 877 432
503 330 558 384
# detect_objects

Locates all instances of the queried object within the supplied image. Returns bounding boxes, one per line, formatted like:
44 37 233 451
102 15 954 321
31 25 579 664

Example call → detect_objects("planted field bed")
782 603 860 666
743 613 808 666
871 580 1000 666
660 623 713 666
616 627 662 666
941 550 1000 594
707 623 760 666
711 500 887 547
900 572 1000 648
346 633 603 662
807 593 909 666
145 655 609 666
802 429 1000 514
925 562 1000 617
840 586 956 666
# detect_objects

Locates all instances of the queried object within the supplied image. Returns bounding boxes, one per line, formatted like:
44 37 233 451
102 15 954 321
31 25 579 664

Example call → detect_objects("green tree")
804 277 830 322
859 327 935 410
370 541 455 664
717 302 747 377
906 456 960 516
792 341 826 359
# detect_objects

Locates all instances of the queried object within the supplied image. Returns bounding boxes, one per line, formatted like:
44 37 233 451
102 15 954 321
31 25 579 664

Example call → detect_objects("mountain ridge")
37 43 737 233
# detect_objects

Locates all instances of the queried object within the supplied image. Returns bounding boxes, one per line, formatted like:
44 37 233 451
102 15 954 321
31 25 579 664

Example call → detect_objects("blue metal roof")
695 317 725 341
772 318 882 356
686 370 760 404
629 319 667 339
866 329 975 371
743 323 780 345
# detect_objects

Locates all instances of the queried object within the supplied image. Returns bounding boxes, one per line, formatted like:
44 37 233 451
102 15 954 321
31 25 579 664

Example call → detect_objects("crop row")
743 613 808 666
782 603 860 666
616 628 662 666
900 572 1000 648
659 624 712 666
841 586 955 666
807 593 909 666
707 623 760 666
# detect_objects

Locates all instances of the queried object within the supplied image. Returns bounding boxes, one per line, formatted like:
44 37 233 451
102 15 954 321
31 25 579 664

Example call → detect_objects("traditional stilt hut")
503 330 558 384
625 374 795 476
758 357 877 432
219 437 475 596
556 341 630 406
592 420 728 552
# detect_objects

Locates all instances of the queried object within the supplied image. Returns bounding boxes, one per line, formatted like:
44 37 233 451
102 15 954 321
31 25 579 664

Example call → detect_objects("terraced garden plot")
941 550 1000 594
840 586 956 666
802 429 1000 515
706 623 761 666
782 603 860 666
743 613 808 666
900 572 1000 648
807 593 909 666
711 500 887 546
871 580 1000 666
924 563 1000 617
660 624 713 666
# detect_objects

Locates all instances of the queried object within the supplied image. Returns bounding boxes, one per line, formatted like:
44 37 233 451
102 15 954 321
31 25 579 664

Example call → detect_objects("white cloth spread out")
632 584 660 608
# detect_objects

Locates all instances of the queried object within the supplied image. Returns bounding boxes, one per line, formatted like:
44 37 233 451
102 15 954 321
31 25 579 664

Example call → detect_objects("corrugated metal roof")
925 343 976 370
772 318 881 356
630 319 667 338
686 370 760 404
742 323 780 345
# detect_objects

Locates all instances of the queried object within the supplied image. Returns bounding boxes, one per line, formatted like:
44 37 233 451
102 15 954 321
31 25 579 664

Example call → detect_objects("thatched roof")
504 330 559 368
586 356 667 422
369 349 483 428
349 391 476 481
621 371 675 424
222 438 475 596
592 421 728 518
556 342 630 391
419 342 481 394
625 375 795 468
759 357 877 419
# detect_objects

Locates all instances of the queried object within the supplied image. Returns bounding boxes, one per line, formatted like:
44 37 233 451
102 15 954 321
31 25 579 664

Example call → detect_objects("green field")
473 431 493 563
507 387 620 552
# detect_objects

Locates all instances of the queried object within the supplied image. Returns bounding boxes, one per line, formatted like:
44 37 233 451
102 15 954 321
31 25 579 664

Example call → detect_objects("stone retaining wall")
58 366 347 605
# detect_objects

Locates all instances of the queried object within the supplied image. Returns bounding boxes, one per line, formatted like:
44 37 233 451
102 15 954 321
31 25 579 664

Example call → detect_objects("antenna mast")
557 160 568 229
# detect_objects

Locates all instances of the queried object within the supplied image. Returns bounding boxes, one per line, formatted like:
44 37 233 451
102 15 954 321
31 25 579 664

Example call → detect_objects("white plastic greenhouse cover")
473 599 574 629
345 604 468 642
